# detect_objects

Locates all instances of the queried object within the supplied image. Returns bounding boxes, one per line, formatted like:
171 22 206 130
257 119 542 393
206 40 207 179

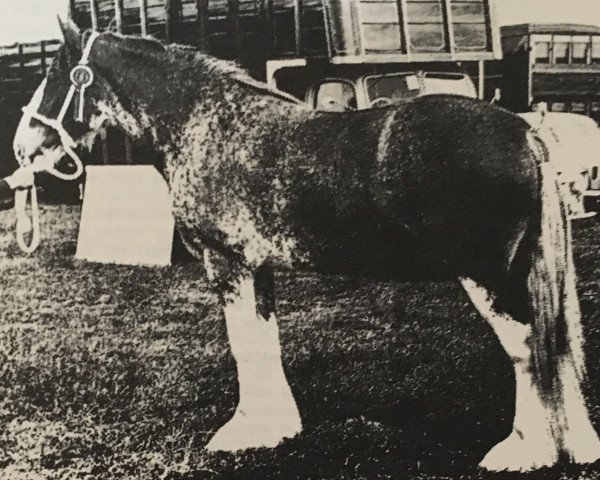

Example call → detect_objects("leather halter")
13 31 101 253
18 31 101 182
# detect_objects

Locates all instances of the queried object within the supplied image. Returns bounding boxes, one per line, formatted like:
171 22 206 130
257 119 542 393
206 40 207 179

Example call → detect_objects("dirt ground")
0 204 599 479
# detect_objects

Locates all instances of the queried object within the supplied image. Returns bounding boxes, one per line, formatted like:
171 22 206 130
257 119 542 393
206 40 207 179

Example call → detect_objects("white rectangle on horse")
76 165 174 266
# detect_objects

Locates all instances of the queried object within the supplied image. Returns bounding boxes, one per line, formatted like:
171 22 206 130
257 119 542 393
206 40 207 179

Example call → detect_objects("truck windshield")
421 72 477 98
365 73 420 106
365 71 476 106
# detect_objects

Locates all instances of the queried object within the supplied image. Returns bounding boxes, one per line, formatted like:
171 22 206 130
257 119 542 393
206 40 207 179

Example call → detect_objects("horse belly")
286 165 534 282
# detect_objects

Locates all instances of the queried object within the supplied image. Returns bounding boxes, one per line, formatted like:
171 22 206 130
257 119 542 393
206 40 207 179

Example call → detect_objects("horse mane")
98 32 305 107
231 74 306 106
103 31 167 56
126 38 305 107
167 43 306 106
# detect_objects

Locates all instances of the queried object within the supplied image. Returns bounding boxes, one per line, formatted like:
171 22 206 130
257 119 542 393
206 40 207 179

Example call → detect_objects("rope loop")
14 186 40 254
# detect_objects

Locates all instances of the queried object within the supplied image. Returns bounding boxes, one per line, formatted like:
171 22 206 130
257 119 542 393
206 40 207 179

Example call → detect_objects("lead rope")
11 32 100 254
14 175 40 254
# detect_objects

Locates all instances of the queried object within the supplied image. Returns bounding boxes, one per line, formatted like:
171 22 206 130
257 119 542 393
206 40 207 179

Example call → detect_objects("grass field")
0 205 599 479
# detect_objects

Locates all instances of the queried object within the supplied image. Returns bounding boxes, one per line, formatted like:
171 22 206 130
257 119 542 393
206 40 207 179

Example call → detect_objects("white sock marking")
461 277 557 471
206 276 301 451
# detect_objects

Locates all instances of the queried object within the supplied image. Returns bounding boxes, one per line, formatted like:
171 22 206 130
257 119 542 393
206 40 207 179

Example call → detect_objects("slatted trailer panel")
496 24 600 121
71 0 327 62
0 41 62 177
0 40 61 98
71 0 500 69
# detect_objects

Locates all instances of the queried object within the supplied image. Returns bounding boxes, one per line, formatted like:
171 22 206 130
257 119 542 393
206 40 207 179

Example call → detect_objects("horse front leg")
206 261 302 451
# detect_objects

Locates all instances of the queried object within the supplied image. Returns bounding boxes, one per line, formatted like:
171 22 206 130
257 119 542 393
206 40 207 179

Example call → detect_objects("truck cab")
305 70 477 111
259 0 499 111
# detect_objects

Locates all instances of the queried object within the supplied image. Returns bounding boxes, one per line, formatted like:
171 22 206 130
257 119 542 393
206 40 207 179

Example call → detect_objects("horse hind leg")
462 274 600 471
206 262 302 452
461 277 558 471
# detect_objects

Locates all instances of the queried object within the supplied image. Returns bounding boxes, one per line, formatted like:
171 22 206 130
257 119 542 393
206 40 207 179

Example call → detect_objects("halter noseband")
13 31 101 253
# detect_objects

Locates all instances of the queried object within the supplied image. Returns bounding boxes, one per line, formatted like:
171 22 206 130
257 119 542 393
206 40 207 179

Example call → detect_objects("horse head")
13 17 161 177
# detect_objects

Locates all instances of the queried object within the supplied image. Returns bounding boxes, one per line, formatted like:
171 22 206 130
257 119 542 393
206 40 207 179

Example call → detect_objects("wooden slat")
442 0 455 54
0 50 54 61
196 0 208 51
90 0 100 30
398 0 411 53
262 0 275 58
294 0 302 55
125 137 133 164
139 0 149 36
0 39 60 51
227 0 240 58
115 0 124 33
40 41 47 76
18 44 24 90
100 129 109 165
69 0 77 18
165 0 174 42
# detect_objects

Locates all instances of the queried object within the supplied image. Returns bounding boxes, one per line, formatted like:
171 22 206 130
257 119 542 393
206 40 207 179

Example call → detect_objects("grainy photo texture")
2 1 600 479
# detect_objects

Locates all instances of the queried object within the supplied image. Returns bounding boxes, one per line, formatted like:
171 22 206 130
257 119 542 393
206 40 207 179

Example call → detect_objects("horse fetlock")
479 429 558 472
206 390 302 452
208 352 301 453
481 361 558 471
561 421 600 465
219 330 302 452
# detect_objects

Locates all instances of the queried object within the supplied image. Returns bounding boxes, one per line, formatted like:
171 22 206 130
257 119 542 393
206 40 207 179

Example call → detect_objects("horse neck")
89 38 308 166
90 44 200 145
94 50 290 149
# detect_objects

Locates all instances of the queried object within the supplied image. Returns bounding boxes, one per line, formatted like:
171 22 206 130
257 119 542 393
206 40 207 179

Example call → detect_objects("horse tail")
526 130 585 402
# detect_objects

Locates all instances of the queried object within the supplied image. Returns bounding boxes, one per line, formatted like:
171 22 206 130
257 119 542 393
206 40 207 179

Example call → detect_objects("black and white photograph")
2 0 600 478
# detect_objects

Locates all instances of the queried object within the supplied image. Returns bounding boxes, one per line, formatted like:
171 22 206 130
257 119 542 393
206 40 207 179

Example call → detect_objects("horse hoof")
562 425 600 465
479 431 557 472
206 408 302 452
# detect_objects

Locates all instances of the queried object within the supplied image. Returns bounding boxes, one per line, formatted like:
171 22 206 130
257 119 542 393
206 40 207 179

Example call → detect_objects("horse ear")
58 15 82 51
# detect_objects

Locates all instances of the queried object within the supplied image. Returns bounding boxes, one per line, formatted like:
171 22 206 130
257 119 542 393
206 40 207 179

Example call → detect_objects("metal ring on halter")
70 64 94 89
